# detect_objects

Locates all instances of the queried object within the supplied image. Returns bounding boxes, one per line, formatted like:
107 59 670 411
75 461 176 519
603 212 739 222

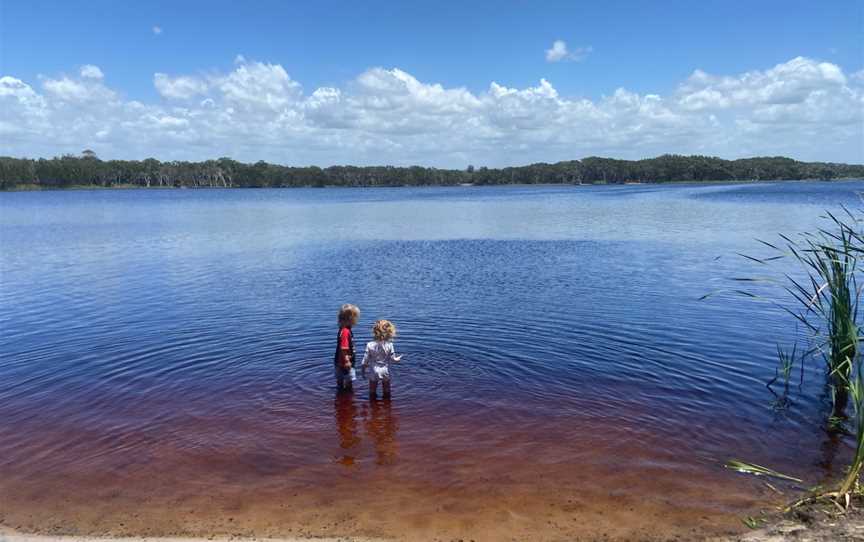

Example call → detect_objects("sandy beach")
0 530 381 542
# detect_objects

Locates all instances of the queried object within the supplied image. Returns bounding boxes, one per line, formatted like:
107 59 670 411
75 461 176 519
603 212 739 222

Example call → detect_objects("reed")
724 460 803 483
838 361 864 497
767 344 799 409
789 212 861 417
777 365 864 508
722 209 864 507
728 210 863 418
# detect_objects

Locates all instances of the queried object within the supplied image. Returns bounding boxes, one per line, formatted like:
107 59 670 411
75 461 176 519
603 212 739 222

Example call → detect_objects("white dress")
361 340 399 382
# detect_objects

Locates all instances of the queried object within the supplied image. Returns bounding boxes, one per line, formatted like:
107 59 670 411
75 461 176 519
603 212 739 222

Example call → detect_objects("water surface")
1 181 861 540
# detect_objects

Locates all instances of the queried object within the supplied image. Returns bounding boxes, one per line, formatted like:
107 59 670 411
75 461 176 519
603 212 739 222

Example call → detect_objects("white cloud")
154 73 209 99
42 72 116 103
216 60 302 111
0 76 50 139
80 65 104 80
0 56 861 166
152 26 162 35
545 40 592 63
677 57 848 111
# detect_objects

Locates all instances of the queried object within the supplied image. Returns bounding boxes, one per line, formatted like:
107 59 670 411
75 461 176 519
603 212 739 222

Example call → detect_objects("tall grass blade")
724 460 803 483
838 362 864 496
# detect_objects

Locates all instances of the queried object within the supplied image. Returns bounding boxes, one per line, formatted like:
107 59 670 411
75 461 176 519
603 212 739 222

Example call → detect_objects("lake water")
1 181 862 540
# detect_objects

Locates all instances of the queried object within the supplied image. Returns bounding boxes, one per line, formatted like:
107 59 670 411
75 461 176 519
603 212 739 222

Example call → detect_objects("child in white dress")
361 320 402 399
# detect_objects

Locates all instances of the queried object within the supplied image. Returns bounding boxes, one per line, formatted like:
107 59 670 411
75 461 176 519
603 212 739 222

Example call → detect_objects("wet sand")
0 531 381 542
0 484 755 542
0 528 377 542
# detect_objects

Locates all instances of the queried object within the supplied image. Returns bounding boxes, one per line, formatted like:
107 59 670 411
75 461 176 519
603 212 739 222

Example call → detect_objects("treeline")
1 153 862 190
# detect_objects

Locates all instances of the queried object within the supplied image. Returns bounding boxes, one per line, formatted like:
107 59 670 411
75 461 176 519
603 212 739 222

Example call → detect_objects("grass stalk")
724 460 803 483
735 210 862 418
838 361 864 496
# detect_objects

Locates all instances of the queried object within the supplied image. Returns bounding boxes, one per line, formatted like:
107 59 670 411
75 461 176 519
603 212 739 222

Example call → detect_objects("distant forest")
1 152 862 190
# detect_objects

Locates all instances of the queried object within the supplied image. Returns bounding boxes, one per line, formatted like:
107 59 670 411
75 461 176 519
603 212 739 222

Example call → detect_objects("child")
361 319 402 399
335 304 360 392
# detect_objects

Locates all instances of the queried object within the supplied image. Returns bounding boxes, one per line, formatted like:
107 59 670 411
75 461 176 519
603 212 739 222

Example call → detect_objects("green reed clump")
717 209 864 508
786 212 861 417
728 210 863 418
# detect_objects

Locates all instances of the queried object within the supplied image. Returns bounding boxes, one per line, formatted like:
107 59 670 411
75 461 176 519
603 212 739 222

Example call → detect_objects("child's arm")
389 345 402 363
339 349 352 368
361 345 370 375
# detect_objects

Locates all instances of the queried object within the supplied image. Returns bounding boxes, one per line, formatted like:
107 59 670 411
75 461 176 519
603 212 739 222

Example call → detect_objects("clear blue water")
1 180 862 537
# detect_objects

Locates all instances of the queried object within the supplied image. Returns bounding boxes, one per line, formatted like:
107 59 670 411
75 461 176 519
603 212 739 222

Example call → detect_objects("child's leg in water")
336 367 352 392
369 379 378 399
382 380 391 398
343 366 355 392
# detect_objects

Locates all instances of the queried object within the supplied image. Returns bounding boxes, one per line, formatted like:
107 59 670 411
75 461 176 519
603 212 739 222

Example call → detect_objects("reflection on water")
818 432 843 479
334 393 400 467
365 399 399 465
334 392 361 466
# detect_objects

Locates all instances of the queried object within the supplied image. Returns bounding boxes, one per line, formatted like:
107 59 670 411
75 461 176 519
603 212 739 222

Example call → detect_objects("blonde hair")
338 304 360 327
372 319 396 342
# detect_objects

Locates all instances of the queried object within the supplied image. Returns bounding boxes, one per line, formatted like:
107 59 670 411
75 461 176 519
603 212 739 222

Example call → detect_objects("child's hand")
393 355 403 363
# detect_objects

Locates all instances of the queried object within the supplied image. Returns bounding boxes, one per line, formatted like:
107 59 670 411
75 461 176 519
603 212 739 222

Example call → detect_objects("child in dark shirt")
334 304 360 392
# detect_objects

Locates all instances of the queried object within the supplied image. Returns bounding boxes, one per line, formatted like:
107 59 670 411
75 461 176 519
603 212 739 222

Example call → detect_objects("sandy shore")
710 499 864 542
6 518 864 542
0 530 381 542
717 518 864 541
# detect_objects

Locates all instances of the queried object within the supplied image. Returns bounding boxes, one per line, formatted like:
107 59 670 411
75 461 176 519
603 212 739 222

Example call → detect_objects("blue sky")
1 1 862 166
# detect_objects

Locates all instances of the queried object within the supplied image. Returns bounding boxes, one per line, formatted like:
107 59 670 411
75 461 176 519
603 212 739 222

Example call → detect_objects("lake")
0 181 861 540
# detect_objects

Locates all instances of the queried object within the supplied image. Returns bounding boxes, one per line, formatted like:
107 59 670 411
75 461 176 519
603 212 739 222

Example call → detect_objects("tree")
0 154 861 190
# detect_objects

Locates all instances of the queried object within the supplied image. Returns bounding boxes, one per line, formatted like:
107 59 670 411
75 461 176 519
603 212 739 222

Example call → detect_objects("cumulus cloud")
0 56 861 166
154 73 209 99
217 60 302 111
42 70 116 103
545 40 592 63
80 65 104 79
677 57 848 111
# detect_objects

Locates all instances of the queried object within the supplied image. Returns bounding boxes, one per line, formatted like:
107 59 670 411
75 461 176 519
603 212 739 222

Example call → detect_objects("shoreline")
713 498 864 542
2 177 861 193
6 513 864 542
7 506 864 542
0 529 381 542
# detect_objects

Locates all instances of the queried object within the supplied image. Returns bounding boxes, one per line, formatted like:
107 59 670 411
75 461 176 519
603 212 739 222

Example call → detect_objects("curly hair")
372 319 396 341
338 304 360 326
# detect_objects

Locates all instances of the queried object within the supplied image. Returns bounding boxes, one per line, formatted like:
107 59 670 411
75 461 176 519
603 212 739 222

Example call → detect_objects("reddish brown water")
1 393 771 541
1 363 829 541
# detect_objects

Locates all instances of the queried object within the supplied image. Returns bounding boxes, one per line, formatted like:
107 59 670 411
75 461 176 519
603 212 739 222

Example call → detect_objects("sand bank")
0 530 380 542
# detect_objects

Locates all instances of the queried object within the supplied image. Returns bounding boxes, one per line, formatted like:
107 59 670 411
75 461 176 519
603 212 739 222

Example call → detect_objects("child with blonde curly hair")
361 319 402 399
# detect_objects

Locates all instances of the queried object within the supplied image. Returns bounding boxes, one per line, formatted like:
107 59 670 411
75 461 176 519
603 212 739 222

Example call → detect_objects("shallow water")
1 181 862 540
